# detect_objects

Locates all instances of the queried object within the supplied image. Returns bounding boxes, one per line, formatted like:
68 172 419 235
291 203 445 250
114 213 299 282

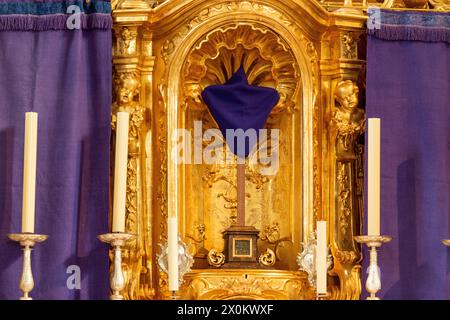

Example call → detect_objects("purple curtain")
365 9 450 299
0 1 111 299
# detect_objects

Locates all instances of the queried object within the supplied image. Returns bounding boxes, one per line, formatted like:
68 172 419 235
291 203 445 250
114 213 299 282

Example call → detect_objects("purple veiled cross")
202 66 280 226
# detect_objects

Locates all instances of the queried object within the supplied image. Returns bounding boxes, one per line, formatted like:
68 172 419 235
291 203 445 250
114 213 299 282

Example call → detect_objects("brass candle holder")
354 235 392 300
8 233 48 300
98 232 136 300
316 292 330 300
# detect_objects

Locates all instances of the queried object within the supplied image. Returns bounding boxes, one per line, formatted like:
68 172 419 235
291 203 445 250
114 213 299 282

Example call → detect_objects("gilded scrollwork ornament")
341 32 359 60
187 224 207 243
259 249 276 267
156 83 168 241
428 0 450 10
335 249 358 265
207 249 226 267
202 161 272 224
114 26 139 56
257 223 292 267
184 270 313 300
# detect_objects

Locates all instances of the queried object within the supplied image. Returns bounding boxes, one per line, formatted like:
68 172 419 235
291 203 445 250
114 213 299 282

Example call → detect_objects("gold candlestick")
354 235 392 300
98 232 136 300
442 239 450 247
8 233 48 300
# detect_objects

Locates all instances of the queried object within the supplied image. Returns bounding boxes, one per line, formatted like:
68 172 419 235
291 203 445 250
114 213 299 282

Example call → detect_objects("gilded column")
111 2 154 299
320 24 366 299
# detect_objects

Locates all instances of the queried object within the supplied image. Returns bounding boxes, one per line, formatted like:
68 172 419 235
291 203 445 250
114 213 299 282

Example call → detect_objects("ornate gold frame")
109 0 446 300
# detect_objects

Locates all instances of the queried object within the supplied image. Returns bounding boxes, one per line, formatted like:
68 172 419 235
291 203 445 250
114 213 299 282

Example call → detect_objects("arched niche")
162 5 319 271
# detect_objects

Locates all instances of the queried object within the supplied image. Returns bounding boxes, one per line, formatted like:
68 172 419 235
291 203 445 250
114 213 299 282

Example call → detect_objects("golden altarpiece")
108 0 448 300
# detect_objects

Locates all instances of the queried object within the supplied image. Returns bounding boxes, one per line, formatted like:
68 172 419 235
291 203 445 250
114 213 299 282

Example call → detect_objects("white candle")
112 112 129 233
168 216 179 291
367 118 381 236
316 221 327 295
21 112 38 233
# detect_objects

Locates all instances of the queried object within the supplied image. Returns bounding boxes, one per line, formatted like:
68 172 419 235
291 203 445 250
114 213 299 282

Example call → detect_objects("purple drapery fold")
365 9 450 299
0 3 111 299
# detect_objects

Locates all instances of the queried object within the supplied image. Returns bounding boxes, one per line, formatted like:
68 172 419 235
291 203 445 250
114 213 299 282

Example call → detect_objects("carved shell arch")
182 23 300 114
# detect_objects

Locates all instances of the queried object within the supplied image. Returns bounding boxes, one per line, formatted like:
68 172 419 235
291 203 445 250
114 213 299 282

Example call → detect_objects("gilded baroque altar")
109 0 447 300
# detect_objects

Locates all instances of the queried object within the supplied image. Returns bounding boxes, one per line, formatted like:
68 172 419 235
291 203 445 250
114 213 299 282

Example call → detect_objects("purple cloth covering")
0 28 111 299
201 66 280 158
365 10 450 299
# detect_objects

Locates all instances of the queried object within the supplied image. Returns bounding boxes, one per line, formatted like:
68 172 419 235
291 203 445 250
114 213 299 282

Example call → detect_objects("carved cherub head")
114 72 140 108
335 80 359 110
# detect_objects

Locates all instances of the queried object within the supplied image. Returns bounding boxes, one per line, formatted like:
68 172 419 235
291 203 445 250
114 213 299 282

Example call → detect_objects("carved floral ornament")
118 27 138 56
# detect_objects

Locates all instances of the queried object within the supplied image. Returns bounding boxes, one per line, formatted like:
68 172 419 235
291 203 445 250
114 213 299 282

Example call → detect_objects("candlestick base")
170 290 181 300
442 239 450 247
316 292 330 300
354 235 392 247
8 233 48 300
98 232 136 300
354 235 391 300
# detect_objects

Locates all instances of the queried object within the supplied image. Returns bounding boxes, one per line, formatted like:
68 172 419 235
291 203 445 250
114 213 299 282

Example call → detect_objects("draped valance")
0 0 112 31
368 8 450 43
